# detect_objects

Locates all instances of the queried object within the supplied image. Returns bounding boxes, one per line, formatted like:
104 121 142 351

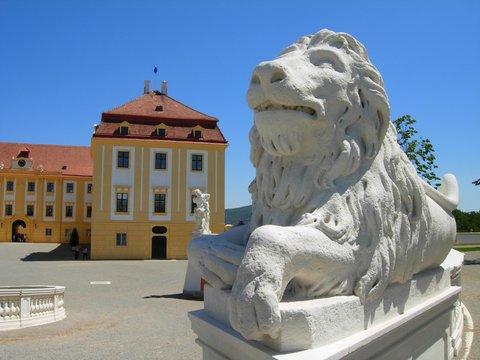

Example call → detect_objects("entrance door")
12 220 27 242
151 236 167 259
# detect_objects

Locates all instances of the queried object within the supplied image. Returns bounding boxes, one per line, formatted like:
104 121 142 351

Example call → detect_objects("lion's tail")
422 173 459 212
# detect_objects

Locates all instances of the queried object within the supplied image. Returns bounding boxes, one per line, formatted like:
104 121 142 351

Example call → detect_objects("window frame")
46 182 55 193
154 193 167 214
6 181 14 192
193 130 202 139
117 151 130 169
66 182 75 193
45 204 54 217
87 183 93 194
45 228 52 236
27 181 35 193
86 204 92 218
116 192 129 213
191 154 203 172
65 204 73 218
116 233 127 246
5 204 13 216
155 128 166 137
154 152 167 170
26 204 34 217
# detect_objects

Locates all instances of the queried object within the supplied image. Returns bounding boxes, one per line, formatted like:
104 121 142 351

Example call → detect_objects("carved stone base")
189 250 466 360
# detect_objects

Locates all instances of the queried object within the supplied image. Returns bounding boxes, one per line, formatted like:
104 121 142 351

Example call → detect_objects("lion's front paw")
229 278 282 341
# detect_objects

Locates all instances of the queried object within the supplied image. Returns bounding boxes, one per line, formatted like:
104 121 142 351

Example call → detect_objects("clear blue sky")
1 0 479 211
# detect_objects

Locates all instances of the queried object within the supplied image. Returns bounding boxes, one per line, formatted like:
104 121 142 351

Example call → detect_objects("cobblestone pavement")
0 244 479 359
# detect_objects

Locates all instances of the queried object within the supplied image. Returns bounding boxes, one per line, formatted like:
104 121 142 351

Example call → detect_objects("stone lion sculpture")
189 29 458 341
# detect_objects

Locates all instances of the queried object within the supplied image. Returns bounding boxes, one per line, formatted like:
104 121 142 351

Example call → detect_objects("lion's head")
248 30 392 228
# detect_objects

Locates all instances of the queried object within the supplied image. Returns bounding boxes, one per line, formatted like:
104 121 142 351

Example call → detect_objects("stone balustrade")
0 286 66 330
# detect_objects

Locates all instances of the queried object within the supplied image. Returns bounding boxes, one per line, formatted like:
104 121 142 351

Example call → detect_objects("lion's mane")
248 30 439 302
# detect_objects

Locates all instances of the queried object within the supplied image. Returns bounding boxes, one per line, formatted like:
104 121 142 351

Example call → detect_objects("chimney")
144 80 151 94
161 80 168 95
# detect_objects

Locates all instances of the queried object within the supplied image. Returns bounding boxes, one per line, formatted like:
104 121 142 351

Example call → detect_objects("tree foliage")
453 210 480 232
393 115 440 187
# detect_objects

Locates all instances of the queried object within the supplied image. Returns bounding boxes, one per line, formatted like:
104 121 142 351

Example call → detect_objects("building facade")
0 144 93 244
90 84 227 259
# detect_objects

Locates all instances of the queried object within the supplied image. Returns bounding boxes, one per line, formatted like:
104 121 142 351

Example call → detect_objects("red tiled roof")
102 92 217 123
95 92 227 144
0 143 92 177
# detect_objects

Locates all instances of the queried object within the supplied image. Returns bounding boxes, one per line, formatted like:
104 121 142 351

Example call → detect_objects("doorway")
12 219 27 242
151 236 167 259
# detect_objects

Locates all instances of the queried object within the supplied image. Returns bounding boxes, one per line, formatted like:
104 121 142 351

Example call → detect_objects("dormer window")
119 126 129 135
193 130 202 139
154 124 168 137
156 128 166 137
155 105 164 112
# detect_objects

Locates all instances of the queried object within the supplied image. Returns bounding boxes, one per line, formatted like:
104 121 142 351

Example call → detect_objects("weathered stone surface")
189 29 459 343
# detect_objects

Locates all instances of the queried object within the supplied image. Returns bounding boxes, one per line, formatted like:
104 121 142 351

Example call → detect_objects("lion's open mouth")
255 101 317 118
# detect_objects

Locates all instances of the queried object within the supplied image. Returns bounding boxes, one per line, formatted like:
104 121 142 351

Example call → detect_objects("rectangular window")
117 151 129 168
66 183 74 193
154 193 166 213
87 183 93 194
45 228 52 236
116 233 127 246
26 204 34 217
47 182 55 193
193 130 202 139
27 182 35 192
86 229 91 238
156 128 166 137
46 205 54 217
119 126 129 135
6 181 14 192
191 154 203 171
116 193 128 213
86 205 92 218
65 205 73 217
5 204 13 216
155 153 167 170
65 229 71 240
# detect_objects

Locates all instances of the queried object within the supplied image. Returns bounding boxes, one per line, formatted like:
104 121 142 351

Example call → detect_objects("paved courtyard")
0 243 203 359
1 243 479 359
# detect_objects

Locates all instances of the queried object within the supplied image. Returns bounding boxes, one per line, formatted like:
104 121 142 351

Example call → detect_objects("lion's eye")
309 49 345 72
312 59 337 70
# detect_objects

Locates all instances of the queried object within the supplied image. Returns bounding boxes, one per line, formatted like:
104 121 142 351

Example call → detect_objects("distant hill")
225 205 252 225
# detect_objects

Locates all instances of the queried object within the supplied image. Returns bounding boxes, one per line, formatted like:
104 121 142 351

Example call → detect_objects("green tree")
393 114 440 187
453 209 480 232
69 227 79 247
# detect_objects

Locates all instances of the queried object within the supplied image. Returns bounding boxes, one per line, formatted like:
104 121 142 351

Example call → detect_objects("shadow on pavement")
464 259 480 265
21 244 86 261
143 293 203 301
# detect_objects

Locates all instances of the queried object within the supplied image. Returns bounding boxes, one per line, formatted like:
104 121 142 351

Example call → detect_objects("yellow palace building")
0 144 93 244
0 81 228 260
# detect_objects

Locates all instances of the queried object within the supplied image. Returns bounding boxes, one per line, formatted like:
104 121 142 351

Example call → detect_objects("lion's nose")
251 61 287 86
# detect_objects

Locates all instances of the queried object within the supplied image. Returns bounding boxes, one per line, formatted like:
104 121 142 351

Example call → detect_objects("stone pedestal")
189 250 466 360
183 259 204 298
